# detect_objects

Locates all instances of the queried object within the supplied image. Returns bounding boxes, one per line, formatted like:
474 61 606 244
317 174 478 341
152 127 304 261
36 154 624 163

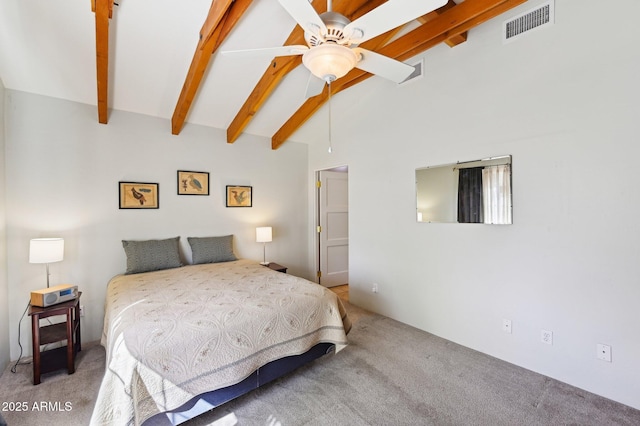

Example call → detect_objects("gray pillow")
122 237 182 274
188 235 237 264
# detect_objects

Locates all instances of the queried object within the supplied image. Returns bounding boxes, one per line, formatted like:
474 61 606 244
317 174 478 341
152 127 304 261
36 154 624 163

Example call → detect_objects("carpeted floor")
1 301 639 426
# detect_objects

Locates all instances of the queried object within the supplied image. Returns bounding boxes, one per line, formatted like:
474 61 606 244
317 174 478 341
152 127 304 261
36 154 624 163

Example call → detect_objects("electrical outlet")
502 319 512 334
80 305 85 317
596 344 612 362
541 330 553 345
372 283 379 293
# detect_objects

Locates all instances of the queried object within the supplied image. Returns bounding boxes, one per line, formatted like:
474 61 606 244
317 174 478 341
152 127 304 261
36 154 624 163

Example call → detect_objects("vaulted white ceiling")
0 1 301 137
0 0 526 147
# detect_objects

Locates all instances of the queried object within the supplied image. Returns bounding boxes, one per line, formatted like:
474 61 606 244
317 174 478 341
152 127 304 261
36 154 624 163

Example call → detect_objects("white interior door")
318 170 349 287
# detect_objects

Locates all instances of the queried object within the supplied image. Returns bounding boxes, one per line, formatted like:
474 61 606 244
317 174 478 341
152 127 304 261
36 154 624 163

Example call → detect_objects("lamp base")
260 261 270 266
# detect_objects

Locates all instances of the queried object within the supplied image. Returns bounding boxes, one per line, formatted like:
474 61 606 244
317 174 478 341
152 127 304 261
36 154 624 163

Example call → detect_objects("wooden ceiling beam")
226 0 387 144
272 0 527 149
92 0 114 124
419 0 468 47
171 0 253 135
225 24 311 144
225 55 304 144
393 0 527 62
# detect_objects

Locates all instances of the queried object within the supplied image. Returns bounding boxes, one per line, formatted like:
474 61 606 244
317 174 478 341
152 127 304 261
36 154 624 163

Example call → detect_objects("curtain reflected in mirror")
457 167 484 223
416 156 512 224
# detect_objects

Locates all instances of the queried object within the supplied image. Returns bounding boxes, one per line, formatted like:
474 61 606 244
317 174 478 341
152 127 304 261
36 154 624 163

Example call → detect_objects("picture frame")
226 185 252 207
119 182 159 209
177 170 209 195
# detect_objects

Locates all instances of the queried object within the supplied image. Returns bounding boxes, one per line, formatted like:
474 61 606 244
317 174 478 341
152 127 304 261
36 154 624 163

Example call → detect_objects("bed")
90 238 350 426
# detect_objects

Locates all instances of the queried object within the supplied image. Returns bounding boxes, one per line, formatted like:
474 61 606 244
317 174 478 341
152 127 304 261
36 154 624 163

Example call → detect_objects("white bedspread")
90 259 350 425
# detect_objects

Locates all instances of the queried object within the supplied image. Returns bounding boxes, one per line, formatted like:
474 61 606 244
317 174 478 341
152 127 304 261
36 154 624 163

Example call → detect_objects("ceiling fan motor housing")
305 11 352 47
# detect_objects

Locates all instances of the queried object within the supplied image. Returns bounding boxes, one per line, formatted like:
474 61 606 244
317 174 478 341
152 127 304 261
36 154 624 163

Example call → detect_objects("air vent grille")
503 1 554 42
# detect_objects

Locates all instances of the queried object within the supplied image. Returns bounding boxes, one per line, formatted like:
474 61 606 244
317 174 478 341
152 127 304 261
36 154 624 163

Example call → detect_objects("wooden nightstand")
28 292 82 385
265 262 287 273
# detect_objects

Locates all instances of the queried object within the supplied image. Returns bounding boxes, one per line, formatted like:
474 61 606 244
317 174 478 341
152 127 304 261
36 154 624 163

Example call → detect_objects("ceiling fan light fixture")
302 44 357 82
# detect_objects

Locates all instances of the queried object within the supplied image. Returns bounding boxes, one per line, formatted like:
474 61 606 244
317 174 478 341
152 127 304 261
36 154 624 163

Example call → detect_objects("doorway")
316 167 349 287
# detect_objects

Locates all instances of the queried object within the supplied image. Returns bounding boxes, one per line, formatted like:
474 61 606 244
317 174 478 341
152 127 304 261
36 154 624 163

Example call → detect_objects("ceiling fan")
223 0 447 97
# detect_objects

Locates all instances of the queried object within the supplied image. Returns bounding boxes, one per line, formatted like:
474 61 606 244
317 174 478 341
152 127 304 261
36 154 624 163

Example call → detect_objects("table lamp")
29 238 64 288
256 227 272 265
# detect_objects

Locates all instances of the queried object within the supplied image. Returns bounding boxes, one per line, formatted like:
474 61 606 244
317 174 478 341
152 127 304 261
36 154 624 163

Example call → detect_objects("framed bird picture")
226 185 252 207
119 182 159 209
177 170 209 195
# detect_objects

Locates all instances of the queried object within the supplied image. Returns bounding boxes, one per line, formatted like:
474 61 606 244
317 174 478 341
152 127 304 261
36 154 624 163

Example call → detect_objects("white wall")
4 90 309 360
308 0 640 410
0 78 9 370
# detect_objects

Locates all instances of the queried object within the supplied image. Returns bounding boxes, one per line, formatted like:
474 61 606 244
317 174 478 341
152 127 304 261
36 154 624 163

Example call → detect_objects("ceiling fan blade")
344 0 448 44
222 45 308 58
353 48 415 83
278 0 327 39
305 73 326 98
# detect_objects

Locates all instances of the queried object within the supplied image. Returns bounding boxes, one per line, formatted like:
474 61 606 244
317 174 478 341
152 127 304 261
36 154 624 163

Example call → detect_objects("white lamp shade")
256 227 272 243
302 44 358 81
29 238 64 264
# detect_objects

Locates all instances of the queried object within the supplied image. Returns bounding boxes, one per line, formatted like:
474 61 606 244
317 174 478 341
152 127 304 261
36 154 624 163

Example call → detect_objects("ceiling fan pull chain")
328 81 333 153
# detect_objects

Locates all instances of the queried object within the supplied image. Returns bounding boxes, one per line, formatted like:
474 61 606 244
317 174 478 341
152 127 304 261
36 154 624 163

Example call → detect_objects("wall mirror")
416 155 512 224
